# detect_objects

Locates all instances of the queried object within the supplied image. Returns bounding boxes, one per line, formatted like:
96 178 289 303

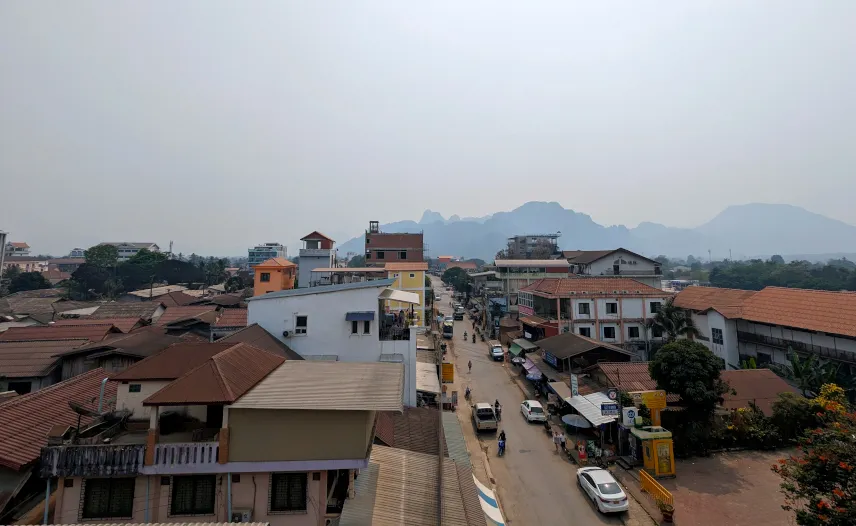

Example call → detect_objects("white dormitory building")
563 248 664 288
674 285 856 371
99 242 160 261
247 278 422 405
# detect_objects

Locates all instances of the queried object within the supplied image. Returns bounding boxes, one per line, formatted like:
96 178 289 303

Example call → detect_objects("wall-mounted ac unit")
231 508 253 523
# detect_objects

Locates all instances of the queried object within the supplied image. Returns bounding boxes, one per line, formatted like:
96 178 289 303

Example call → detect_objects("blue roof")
246 278 396 302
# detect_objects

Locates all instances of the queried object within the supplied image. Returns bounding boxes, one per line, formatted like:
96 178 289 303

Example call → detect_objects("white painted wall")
585 250 659 276
572 299 594 320
621 298 644 319
117 380 170 420
595 299 621 320
297 250 335 288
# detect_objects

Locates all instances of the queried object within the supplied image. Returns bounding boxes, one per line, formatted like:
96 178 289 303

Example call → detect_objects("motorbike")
497 439 506 457
464 387 471 400
480 333 485 341
463 332 468 341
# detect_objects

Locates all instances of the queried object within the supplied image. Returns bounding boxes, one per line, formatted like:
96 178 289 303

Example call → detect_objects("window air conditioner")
231 508 253 523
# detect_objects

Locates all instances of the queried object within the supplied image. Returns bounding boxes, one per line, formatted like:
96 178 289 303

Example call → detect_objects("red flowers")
839 461 853 471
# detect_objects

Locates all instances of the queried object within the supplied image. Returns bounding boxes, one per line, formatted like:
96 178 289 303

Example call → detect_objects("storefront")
509 338 539 359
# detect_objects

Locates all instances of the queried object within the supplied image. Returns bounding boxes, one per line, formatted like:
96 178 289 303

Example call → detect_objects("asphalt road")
433 282 637 526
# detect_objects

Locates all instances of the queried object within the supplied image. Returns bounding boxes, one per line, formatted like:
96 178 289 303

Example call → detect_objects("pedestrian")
559 432 566 452
468 360 472 373
552 430 560 452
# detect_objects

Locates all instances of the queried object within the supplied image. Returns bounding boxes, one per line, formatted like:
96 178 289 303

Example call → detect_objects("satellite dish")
68 401 101 418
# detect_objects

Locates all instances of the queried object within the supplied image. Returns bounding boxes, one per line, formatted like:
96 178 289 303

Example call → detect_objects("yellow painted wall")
386 270 426 325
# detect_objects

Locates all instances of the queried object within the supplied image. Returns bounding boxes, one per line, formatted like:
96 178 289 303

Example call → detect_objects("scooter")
497 439 506 457
463 332 468 341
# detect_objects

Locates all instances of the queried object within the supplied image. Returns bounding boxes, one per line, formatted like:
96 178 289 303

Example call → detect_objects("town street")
433 281 652 526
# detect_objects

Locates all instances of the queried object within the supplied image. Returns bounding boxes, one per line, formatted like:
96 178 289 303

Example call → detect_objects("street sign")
570 374 579 397
601 402 621 416
607 388 619 402
622 407 637 426
630 390 667 410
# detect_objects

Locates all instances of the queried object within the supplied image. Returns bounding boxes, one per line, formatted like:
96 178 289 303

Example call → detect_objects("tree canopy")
709 259 856 291
348 255 366 268
442 267 471 293
650 339 729 414
646 297 700 341
7 271 52 294
84 244 119 268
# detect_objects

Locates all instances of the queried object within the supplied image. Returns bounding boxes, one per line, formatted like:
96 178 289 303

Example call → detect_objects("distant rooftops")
520 277 666 297
300 231 334 242
563 248 657 265
494 259 570 268
255 257 296 268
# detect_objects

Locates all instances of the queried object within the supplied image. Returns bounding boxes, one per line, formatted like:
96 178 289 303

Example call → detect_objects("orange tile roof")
385 262 429 271
520 277 668 298
0 325 121 342
143 343 285 405
300 231 334 242
51 317 143 333
255 257 296 268
739 286 856 338
0 368 116 470
213 308 248 328
154 305 218 326
720 369 800 415
594 362 680 402
0 339 90 378
111 342 235 381
445 261 477 270
672 286 758 319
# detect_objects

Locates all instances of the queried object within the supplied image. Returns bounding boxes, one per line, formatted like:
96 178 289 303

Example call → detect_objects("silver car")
576 467 629 514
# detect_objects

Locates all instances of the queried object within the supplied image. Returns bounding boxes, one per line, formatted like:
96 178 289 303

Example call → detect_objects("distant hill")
337 202 856 261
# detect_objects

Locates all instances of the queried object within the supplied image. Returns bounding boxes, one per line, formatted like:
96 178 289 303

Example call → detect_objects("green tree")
650 340 730 414
442 267 471 293
646 297 700 341
770 254 785 264
118 249 169 290
225 275 244 293
8 271 52 293
156 259 204 286
770 392 819 443
771 351 841 397
348 255 366 268
84 244 119 268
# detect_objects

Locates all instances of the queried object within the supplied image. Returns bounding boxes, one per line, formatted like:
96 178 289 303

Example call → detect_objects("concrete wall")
116 381 208 422
586 250 658 275
298 252 334 289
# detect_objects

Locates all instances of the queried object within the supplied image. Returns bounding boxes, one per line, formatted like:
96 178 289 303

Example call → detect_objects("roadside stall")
629 426 675 478
563 391 620 465
509 338 539 361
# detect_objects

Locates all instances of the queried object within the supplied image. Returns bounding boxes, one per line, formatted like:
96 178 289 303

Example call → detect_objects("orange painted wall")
253 265 296 296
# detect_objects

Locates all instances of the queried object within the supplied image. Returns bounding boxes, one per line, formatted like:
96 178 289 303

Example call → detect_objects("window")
260 272 271 282
170 475 215 516
351 321 359 335
579 327 591 338
399 251 407 259
652 326 663 338
365 238 370 244
650 302 662 314
376 251 385 259
270 473 307 513
628 326 640 339
409 273 415 278
603 326 616 339
128 384 142 393
605 302 618 315
82 478 135 519
712 328 724 345
7 381 31 395
578 303 590 315
363 320 371 334
295 315 308 335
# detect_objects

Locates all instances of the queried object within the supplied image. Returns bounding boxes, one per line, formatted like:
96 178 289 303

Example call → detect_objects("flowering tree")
772 384 855 525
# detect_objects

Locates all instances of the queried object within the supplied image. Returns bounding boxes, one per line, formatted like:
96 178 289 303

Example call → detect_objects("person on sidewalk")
468 360 472 373
559 432 566 452
552 430 561 452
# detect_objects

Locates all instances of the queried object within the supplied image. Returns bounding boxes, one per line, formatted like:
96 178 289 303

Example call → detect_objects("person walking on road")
553 430 561 452
468 360 472 374
559 432 566 453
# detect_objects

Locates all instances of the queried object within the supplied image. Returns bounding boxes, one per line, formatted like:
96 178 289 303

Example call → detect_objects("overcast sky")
1 2 854 256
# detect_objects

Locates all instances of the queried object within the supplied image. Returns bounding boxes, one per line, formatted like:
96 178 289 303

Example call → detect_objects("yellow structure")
639 469 673 505
631 426 675 477
385 262 428 326
630 390 667 426
253 257 297 296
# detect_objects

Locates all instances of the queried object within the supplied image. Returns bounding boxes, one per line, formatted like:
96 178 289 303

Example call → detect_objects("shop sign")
524 331 532 339
601 402 621 416
630 390 667 410
607 388 619 402
570 374 579 397
441 362 454 383
622 407 637 426
544 352 558 367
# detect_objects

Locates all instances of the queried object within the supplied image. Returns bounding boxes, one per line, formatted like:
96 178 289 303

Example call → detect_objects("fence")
639 469 673 506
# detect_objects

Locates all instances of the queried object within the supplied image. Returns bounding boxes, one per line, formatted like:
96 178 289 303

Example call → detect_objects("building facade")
492 259 571 314
253 257 297 296
298 231 336 288
364 221 424 267
563 249 663 288
99 242 161 262
505 233 562 260
1 256 49 273
4 242 30 257
385 262 428 326
248 243 287 272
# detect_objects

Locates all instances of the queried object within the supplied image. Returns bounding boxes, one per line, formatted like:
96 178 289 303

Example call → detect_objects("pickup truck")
442 321 454 339
453 307 465 321
472 403 498 432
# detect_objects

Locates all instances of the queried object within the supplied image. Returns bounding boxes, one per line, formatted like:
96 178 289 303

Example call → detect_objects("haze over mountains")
337 202 856 261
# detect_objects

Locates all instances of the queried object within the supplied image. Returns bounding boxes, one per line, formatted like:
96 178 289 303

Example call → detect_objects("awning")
345 311 375 321
523 358 542 380
512 338 539 351
378 288 420 305
416 362 441 394
379 353 404 363
473 474 506 526
519 315 548 327
548 381 573 400
305 354 339 361
528 354 559 382
566 391 619 427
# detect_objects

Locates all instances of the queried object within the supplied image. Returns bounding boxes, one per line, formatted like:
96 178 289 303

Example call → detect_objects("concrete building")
385 262 429 326
67 248 85 258
517 277 672 354
4 241 30 257
364 221 424 267
563 248 663 288
1 256 49 273
247 279 421 406
99 242 160 262
247 242 286 273
674 285 856 371
298 231 336 288
252 257 297 296
506 233 562 260
493 259 571 314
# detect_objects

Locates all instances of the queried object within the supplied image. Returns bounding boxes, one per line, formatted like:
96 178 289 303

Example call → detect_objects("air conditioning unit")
231 508 253 523
282 330 290 338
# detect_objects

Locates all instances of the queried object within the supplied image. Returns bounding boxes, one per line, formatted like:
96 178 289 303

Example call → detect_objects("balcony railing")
737 331 856 365
599 269 663 276
379 326 411 341
152 442 220 470
41 444 146 477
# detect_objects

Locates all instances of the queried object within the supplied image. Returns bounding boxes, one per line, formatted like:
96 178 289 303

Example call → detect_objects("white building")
68 247 85 258
492 259 571 314
674 286 856 371
247 278 422 405
298 231 337 288
563 248 663 288
99 242 160 261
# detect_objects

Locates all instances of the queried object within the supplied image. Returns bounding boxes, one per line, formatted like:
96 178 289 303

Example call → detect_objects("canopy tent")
547 381 573 401
378 288 420 305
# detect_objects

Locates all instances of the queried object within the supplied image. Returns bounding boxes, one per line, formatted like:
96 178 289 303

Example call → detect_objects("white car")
520 400 546 423
576 467 629 514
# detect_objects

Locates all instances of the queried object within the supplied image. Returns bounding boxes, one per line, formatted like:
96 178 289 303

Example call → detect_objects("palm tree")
771 349 841 397
646 297 701 341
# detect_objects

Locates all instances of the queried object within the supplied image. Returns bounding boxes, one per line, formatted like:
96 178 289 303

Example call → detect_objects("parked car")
520 400 547 423
576 467 629 514
471 402 498 432
488 340 504 361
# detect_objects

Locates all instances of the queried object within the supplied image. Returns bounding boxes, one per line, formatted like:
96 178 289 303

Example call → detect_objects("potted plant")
657 499 675 523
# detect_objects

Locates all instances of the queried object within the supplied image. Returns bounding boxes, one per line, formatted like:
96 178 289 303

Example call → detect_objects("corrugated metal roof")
567 392 618 426
416 362 440 394
0 339 89 377
441 412 471 468
51 317 142 333
87 303 164 321
378 288 421 304
125 285 188 298
0 325 120 342
47 523 269 526
494 259 569 267
232 361 404 412
213 308 247 328
246 278 396 302
111 342 234 381
384 262 429 271
218 324 302 360
155 305 218 326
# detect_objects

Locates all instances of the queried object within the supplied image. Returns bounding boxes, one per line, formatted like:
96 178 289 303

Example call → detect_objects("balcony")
599 269 662 277
737 331 856 365
151 442 220 472
41 444 146 477
299 248 332 257
379 326 411 341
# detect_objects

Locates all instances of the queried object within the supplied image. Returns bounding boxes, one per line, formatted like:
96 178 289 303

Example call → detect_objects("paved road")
433 282 651 526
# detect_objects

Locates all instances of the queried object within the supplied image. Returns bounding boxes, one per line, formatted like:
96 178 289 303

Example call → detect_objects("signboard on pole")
622 407 637 426
601 402 621 416
630 390 667 410
607 388 619 402
441 363 454 383
570 374 579 397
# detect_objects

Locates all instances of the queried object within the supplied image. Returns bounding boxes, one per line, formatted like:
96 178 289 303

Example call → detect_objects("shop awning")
378 288 420 305
548 381 573 401
528 354 559 382
566 391 618 427
416 362 441 394
523 358 542 380
511 338 539 351
345 311 375 321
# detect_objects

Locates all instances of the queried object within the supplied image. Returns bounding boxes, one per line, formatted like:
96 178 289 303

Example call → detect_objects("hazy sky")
2 2 854 256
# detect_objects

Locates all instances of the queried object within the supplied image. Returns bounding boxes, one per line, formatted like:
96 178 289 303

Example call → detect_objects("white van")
488 340 504 362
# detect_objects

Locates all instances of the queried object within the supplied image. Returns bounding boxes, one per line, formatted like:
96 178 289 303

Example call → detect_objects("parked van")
488 340 504 361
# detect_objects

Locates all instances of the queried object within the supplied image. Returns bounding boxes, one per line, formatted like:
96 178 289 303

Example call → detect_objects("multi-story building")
364 221 424 267
67 247 85 258
517 277 672 354
492 259 571 313
247 279 421 405
1 256 49 273
674 285 856 371
505 233 562 260
40 344 404 526
385 262 428 326
99 242 160 262
252 257 297 296
3 241 30 257
298 231 336 287
563 248 663 288
247 242 286 273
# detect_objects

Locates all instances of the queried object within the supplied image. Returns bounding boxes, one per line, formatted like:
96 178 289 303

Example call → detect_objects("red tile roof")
110 342 235 381
673 286 757 319
520 277 668 298
0 369 116 470
143 343 285 405
255 257 296 268
0 325 121 342
213 308 248 328
155 305 219 326
385 262 429 271
739 287 856 338
594 362 680 402
9 242 29 249
159 290 204 307
217 324 302 360
0 339 89 377
720 369 800 415
51 317 143 333
300 231 334 242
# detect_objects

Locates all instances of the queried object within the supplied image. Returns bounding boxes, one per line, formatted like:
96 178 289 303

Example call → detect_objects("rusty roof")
51 317 143 333
0 339 89 377
217 324 302 360
536 332 632 360
739 286 856 338
375 407 447 456
54 327 179 360
673 286 758 319
208 294 244 307
213 308 247 328
155 305 218 326
720 369 800 416
143 343 285 406
594 362 680 402
520 277 668 297
384 262 429 271
159 291 204 307
110 342 235 381
0 369 116 470
0 325 121 342
87 302 164 321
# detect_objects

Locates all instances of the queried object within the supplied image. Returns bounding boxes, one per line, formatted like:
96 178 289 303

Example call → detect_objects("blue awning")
345 311 375 322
